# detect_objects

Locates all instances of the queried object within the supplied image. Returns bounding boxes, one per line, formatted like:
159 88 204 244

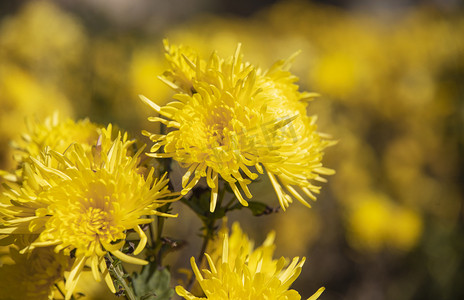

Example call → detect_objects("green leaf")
132 262 174 300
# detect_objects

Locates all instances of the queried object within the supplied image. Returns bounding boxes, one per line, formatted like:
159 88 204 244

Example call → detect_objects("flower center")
209 123 227 146
82 207 112 237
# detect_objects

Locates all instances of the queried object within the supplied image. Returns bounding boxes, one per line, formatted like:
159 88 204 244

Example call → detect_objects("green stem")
198 182 228 263
148 220 155 248
216 182 227 209
146 120 172 259
154 203 171 266
107 254 137 300
186 182 229 289
186 217 216 290
157 205 169 242
197 218 216 266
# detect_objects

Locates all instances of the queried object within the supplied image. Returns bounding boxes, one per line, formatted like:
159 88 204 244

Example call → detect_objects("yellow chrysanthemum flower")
0 125 178 299
12 113 101 164
0 247 71 300
347 193 423 252
142 41 334 211
176 222 324 300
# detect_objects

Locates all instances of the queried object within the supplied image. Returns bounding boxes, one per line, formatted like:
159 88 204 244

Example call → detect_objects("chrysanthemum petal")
308 287 325 300
65 256 86 300
133 225 147 255
139 94 161 113
100 256 116 294
111 250 148 265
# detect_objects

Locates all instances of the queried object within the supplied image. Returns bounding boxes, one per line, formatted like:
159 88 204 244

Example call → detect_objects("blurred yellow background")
0 0 463 299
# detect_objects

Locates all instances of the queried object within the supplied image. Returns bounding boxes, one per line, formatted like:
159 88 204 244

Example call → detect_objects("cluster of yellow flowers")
158 1 463 256
0 117 178 299
2 0 461 299
0 37 331 299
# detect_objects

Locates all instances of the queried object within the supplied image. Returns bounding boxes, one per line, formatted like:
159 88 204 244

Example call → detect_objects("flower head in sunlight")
176 222 324 300
141 42 270 212
142 41 334 212
0 247 71 300
0 125 178 299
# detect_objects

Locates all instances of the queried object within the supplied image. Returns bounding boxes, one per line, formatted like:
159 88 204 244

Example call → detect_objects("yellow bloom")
0 247 71 300
12 113 101 165
176 222 324 300
0 1 86 70
0 125 178 299
142 41 333 211
347 193 423 252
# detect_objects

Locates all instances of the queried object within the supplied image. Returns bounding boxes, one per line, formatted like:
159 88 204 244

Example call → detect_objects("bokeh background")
0 0 463 299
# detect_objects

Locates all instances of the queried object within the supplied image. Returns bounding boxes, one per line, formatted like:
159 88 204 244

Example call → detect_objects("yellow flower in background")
0 0 86 71
347 194 391 251
311 52 360 99
0 115 101 190
142 41 333 211
0 125 178 299
0 0 87 171
0 64 73 170
0 247 71 300
387 207 423 251
129 46 173 106
347 193 423 252
162 40 205 94
11 114 101 166
176 222 324 300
